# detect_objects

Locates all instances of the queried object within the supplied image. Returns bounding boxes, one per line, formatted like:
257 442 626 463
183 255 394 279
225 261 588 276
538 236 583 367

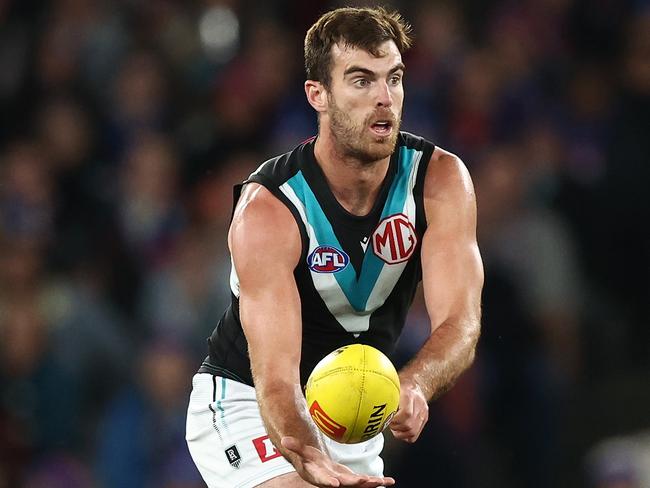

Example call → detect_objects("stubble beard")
327 97 401 165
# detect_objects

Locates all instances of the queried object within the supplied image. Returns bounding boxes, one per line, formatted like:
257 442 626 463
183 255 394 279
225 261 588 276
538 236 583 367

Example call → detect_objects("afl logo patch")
372 213 418 264
308 246 349 273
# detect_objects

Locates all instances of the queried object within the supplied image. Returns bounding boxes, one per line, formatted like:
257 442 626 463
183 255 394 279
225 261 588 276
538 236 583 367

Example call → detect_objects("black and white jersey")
199 132 435 387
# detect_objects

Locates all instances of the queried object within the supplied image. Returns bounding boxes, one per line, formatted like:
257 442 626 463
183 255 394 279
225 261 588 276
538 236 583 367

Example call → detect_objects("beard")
327 96 401 165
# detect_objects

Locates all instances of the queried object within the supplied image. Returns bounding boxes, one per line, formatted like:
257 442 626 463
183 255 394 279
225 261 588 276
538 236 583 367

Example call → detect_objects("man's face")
324 40 405 163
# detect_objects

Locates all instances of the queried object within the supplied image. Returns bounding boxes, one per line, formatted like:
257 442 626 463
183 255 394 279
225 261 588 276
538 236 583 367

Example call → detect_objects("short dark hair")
304 7 413 88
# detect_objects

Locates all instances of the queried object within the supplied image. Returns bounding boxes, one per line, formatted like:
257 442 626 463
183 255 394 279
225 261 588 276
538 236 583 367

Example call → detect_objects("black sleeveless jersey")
199 132 435 387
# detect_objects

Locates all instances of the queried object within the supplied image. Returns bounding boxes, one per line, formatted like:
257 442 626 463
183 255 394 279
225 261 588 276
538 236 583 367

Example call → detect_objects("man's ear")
305 80 328 113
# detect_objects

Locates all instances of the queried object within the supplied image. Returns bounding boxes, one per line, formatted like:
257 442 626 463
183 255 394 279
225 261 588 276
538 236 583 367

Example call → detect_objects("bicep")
420 234 483 331
420 153 484 331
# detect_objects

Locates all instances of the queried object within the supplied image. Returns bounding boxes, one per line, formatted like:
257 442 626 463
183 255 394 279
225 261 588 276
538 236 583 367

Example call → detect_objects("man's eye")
390 75 402 85
354 79 369 87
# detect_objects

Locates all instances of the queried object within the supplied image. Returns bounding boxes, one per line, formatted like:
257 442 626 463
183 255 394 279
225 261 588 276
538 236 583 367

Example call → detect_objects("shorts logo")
252 435 282 463
309 400 347 441
372 213 417 264
307 246 349 273
225 445 242 469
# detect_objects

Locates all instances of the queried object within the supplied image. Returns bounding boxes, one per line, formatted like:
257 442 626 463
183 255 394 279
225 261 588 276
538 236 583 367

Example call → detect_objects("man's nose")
375 81 393 108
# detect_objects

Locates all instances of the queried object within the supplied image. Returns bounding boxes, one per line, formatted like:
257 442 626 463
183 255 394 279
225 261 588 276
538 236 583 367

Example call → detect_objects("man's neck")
313 132 391 216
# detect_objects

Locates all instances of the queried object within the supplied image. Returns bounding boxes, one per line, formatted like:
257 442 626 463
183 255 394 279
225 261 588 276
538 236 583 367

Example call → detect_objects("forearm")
256 379 326 464
400 317 480 401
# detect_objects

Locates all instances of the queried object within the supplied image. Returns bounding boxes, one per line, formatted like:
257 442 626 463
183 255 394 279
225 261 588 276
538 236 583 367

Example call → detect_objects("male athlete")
186 7 483 488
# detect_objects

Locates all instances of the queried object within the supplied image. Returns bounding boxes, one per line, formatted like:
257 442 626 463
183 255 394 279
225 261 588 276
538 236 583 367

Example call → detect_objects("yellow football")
305 344 400 444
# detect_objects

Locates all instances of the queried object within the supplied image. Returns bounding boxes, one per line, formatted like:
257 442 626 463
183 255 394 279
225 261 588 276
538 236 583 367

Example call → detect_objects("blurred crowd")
0 0 648 487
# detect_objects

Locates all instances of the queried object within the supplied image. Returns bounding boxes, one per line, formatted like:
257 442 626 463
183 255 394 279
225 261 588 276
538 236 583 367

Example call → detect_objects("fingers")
331 462 394 487
335 472 369 486
338 475 394 487
390 409 428 432
321 463 390 488
281 436 396 487
390 397 429 443
357 476 395 487
390 412 428 442
330 462 376 486
390 427 418 443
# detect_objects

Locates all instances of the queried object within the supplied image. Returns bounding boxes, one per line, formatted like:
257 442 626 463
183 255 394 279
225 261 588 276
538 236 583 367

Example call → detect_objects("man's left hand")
388 379 429 443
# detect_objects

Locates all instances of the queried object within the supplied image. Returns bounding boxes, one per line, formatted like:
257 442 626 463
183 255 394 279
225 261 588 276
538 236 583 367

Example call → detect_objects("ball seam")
350 345 366 443
310 368 400 390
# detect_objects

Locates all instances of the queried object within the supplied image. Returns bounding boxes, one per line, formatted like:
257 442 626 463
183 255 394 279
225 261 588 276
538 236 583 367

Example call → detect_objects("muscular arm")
230 183 324 457
391 148 484 442
231 184 392 487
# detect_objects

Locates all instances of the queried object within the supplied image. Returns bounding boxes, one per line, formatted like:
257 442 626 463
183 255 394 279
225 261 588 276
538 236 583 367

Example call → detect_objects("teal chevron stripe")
286 172 366 310
355 146 417 303
383 146 416 219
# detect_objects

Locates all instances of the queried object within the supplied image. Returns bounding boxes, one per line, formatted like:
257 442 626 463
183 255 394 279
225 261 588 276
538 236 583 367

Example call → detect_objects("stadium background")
0 0 648 486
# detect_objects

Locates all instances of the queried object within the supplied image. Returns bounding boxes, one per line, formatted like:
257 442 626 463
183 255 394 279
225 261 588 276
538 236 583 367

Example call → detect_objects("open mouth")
369 120 393 137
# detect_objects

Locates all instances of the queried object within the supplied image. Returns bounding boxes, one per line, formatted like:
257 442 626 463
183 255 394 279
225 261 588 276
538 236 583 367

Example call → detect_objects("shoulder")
229 183 302 268
420 146 477 231
234 180 282 213
424 146 475 202
231 183 300 238
394 132 472 197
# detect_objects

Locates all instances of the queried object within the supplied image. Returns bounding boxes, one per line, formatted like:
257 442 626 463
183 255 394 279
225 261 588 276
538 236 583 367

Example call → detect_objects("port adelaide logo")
224 445 242 469
308 246 349 273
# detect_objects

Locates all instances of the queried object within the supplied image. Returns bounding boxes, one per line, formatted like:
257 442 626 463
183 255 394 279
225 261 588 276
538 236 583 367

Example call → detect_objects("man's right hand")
281 437 395 488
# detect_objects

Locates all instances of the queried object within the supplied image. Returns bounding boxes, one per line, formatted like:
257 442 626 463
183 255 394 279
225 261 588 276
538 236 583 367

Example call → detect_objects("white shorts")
186 373 385 488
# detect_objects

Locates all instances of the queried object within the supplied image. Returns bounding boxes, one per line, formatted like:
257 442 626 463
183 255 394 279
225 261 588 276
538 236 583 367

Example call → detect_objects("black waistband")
197 357 251 386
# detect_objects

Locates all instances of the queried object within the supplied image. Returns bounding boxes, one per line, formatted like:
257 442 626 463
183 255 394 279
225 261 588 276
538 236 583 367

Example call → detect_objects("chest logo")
308 246 350 273
372 213 418 264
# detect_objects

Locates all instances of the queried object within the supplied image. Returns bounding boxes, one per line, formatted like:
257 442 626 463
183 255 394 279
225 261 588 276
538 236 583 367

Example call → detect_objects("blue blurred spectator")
106 51 173 160
470 143 584 487
139 228 230 354
117 132 186 269
0 292 81 486
23 453 95 488
95 338 202 488
0 141 54 245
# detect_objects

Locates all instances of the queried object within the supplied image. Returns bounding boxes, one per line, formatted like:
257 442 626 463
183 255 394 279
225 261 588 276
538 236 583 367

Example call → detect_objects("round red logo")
371 214 417 264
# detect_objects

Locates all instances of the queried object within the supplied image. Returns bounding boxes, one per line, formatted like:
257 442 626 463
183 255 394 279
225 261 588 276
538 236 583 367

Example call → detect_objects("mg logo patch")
252 435 282 463
225 445 242 468
307 246 349 273
372 213 417 264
